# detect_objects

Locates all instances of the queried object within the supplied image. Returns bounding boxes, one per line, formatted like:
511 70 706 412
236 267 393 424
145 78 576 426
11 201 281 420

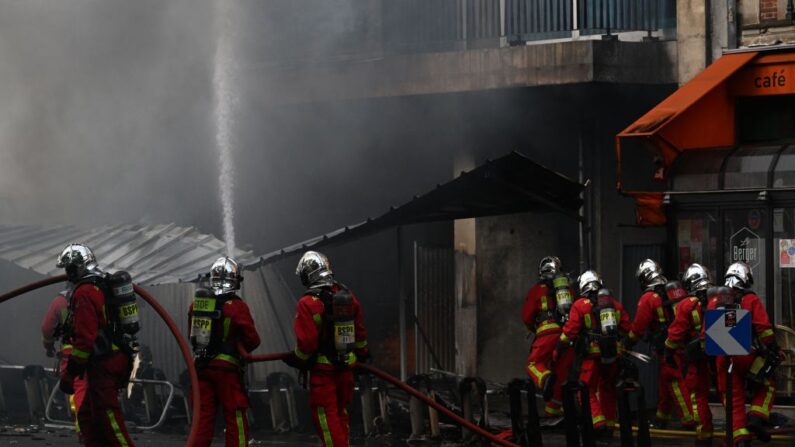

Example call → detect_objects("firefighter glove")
65 357 86 377
356 348 370 364
283 352 310 370
43 342 56 358
59 373 75 395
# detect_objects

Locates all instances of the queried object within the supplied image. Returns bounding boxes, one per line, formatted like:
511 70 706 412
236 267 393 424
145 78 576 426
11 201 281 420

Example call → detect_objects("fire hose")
238 349 520 447
0 276 202 447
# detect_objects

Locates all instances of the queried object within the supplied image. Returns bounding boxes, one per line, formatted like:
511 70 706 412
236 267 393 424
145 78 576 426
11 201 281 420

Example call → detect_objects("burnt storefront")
616 46 795 329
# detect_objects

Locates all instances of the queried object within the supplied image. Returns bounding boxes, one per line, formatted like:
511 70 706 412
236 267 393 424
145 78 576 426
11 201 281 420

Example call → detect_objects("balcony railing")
383 0 676 55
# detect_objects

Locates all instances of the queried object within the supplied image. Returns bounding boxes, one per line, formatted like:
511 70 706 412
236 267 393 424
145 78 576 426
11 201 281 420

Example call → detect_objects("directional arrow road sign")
705 309 751 356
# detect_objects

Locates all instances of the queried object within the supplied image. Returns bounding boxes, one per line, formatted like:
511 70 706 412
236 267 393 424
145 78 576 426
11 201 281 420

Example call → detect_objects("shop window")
723 146 779 189
724 208 767 305
676 211 719 277
773 145 795 187
670 150 723 191
774 208 795 327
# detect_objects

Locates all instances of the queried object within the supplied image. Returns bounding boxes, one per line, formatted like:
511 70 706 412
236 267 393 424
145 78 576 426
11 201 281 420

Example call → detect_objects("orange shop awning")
615 51 758 191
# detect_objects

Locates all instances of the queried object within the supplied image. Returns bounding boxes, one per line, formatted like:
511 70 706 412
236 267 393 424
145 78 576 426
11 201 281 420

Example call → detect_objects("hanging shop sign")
729 227 761 269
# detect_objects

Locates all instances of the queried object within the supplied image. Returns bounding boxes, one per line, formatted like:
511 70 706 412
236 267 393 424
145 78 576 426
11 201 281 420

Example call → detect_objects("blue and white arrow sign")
705 309 752 356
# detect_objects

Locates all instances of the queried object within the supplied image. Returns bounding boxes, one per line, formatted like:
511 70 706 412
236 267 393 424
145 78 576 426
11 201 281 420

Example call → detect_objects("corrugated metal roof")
0 223 257 285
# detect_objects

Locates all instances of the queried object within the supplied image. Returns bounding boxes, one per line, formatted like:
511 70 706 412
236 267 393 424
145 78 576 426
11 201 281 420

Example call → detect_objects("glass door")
774 208 795 327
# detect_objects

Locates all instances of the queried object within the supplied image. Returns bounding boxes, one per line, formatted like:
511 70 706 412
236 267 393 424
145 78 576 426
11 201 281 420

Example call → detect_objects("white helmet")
636 259 666 290
578 270 603 295
724 262 753 290
296 251 333 288
210 257 241 296
56 244 97 281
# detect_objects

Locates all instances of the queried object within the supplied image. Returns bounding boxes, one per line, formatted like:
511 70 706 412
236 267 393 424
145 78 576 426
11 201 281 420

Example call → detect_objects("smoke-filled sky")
0 1 538 255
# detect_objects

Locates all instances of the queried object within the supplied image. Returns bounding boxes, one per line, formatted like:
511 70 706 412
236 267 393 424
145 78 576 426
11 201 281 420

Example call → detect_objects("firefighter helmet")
683 263 711 293
636 259 667 290
209 257 241 296
296 251 333 287
578 270 603 295
56 244 97 281
538 256 561 280
725 262 753 290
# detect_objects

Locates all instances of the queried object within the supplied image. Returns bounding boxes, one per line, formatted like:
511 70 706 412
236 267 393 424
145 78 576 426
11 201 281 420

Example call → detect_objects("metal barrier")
562 379 595 447
44 378 175 431
615 358 650 447
507 378 542 446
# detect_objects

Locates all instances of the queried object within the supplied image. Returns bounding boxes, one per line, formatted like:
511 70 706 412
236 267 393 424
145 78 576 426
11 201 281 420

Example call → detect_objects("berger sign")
729 227 760 269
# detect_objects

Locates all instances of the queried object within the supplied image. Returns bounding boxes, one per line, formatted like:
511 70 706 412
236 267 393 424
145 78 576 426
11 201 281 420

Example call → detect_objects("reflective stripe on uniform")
733 427 751 439
527 364 550 384
213 353 240 367
672 381 694 422
316 352 356 365
541 296 549 312
71 348 90 360
584 314 592 329
536 321 560 334
223 317 231 341
692 310 702 330
664 338 680 350
106 409 130 447
69 395 80 433
355 340 368 349
750 381 775 417
295 348 312 361
560 333 570 343
544 404 563 416
655 410 671 420
592 414 606 426
313 313 322 325
656 307 666 323
758 328 774 340
236 410 246 447
317 407 334 447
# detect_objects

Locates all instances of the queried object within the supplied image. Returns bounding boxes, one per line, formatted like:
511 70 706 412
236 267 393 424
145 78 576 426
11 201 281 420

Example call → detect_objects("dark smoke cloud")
0 1 469 253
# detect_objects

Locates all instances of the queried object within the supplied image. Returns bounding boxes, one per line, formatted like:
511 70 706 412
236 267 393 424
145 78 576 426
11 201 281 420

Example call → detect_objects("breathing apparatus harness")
189 286 244 368
535 273 575 330
646 281 687 352
63 270 140 359
304 282 356 370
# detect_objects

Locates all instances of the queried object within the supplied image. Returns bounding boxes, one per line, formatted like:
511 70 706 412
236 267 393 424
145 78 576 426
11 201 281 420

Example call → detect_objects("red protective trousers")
655 352 694 426
577 358 607 429
685 359 713 440
194 366 250 447
58 352 87 434
77 352 135 447
310 369 354 447
540 346 574 417
716 355 776 444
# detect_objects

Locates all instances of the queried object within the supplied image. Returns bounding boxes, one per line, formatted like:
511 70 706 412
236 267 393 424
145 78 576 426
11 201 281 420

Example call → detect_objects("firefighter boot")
746 414 771 443
542 373 557 401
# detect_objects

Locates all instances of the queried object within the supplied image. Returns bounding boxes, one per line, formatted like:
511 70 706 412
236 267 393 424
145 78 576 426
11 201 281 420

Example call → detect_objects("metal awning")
0 223 257 285
250 151 584 267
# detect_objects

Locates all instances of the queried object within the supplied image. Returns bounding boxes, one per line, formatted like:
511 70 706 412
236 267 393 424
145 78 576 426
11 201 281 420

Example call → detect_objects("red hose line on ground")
0 276 201 447
240 350 519 447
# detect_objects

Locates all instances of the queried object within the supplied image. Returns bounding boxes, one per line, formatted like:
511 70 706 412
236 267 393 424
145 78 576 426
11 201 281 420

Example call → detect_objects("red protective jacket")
706 291 775 345
293 283 368 371
629 289 672 345
188 295 260 369
521 282 562 337
69 283 112 364
665 295 704 350
560 296 630 357
41 294 69 352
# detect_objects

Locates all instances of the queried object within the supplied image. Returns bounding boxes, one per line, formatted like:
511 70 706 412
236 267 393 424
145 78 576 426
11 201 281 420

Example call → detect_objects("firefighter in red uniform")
56 244 138 447
628 259 694 429
41 287 87 436
284 251 369 447
665 263 713 444
521 256 575 417
190 257 261 447
709 262 782 446
554 271 630 434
